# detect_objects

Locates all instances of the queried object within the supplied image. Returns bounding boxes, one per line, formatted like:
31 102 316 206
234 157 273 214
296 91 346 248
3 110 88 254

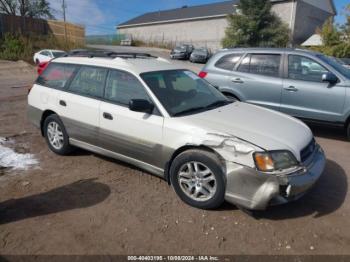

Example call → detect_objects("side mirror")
322 72 338 84
129 99 154 113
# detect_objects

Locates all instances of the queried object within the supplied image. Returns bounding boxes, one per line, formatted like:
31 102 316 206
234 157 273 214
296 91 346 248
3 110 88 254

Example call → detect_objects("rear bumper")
224 145 326 210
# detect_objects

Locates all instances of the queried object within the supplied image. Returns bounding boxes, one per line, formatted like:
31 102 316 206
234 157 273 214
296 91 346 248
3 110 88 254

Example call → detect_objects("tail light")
198 71 208 78
37 61 49 75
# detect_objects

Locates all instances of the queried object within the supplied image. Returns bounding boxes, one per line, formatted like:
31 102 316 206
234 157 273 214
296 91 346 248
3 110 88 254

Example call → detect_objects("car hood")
180 102 313 160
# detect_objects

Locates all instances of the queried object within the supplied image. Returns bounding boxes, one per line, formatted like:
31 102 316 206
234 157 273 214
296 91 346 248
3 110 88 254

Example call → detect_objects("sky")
48 0 349 36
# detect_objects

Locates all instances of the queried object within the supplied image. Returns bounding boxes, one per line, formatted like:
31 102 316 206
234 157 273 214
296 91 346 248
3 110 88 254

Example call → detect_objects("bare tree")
0 0 54 18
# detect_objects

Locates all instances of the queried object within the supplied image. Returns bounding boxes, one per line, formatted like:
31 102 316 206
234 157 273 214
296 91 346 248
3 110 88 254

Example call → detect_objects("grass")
0 33 85 64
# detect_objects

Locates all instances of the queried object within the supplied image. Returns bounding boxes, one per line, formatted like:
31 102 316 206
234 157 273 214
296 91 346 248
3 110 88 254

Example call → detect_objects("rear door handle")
284 86 299 92
59 100 66 106
103 112 113 120
231 78 244 84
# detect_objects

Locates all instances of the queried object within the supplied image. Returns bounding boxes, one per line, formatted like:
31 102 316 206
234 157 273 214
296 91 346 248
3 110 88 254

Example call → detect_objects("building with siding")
117 0 336 50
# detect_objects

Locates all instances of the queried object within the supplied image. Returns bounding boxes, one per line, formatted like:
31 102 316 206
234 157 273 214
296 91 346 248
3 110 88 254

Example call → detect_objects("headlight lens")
254 151 299 172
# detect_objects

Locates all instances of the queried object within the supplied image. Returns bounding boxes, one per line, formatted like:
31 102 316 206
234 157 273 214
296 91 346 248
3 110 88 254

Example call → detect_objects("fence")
85 34 129 45
0 14 85 45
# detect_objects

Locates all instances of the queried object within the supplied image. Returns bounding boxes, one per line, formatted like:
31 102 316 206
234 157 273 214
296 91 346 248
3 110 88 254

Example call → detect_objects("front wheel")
170 150 225 209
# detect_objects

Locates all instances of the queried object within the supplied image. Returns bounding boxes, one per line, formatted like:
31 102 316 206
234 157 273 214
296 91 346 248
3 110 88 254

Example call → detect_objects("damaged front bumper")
224 145 326 210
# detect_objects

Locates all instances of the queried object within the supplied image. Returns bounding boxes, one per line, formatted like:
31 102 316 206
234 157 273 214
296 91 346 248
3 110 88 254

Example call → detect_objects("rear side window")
68 66 108 98
237 54 281 77
104 70 150 105
36 63 77 89
215 54 242 71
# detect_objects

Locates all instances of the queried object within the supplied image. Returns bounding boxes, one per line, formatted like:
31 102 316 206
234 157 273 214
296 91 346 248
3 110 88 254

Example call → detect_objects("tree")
222 0 290 48
0 0 54 19
319 17 340 46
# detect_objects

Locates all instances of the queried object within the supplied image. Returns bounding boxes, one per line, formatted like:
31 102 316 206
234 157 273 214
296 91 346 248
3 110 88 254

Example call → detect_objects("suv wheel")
170 150 225 209
43 114 73 155
224 93 239 102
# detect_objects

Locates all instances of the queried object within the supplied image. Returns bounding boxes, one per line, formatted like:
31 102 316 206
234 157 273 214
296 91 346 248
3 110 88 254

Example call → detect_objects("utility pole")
62 0 67 45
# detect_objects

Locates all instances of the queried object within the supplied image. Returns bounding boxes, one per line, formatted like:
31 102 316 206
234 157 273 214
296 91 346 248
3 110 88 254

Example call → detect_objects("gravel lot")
0 48 349 255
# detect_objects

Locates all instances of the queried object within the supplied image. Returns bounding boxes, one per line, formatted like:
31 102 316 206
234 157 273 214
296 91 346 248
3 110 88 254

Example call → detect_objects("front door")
99 69 164 168
281 55 346 122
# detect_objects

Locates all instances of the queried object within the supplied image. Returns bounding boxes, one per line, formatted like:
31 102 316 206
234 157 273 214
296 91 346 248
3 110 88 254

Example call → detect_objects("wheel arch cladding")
164 145 225 185
40 110 57 136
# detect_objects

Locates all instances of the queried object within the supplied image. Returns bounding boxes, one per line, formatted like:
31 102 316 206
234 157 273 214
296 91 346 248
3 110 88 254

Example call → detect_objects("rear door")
99 69 164 168
281 54 346 122
57 65 107 145
230 53 283 111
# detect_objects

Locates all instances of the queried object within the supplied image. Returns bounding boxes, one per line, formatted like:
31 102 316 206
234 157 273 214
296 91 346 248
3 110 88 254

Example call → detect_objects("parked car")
28 51 325 211
170 44 194 60
200 48 350 140
190 47 211 63
33 49 66 64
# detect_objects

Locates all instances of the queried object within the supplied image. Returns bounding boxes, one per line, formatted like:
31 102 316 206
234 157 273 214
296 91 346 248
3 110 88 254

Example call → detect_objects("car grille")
300 139 316 163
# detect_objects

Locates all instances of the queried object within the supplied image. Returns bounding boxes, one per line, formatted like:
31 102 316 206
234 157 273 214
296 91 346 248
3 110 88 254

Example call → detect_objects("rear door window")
215 54 242 71
237 54 281 77
68 66 108 98
36 63 77 89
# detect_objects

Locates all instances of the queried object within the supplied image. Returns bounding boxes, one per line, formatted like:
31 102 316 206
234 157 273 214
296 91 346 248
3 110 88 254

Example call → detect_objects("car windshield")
317 54 350 79
52 51 66 58
193 48 207 54
141 70 232 117
175 46 186 51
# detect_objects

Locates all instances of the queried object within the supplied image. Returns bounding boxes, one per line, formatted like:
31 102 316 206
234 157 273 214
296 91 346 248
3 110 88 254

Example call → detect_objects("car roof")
52 56 183 75
217 47 322 56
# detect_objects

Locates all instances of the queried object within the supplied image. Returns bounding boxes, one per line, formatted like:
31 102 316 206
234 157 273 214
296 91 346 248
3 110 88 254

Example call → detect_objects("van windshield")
317 54 350 79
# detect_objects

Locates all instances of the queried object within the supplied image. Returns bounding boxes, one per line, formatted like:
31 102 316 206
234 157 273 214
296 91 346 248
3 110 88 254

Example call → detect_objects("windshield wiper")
204 100 232 110
173 100 232 117
173 106 206 117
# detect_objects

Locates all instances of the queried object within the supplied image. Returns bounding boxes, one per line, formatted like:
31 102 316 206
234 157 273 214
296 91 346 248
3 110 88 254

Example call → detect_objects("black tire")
43 114 73 155
347 122 350 141
170 149 225 209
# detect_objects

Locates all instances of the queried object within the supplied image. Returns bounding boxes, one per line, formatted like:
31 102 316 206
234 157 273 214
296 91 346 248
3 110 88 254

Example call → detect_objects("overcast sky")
48 0 349 36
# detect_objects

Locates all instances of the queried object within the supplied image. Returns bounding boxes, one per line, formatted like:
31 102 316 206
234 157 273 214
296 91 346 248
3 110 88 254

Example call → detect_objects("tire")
170 149 225 209
347 122 350 141
35 59 40 65
43 114 73 155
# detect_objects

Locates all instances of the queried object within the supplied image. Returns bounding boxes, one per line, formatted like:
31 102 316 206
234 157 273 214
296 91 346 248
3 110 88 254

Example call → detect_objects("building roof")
117 0 239 28
301 34 323 46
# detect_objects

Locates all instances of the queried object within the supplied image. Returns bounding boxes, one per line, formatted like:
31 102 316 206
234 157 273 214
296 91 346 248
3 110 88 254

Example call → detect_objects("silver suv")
28 51 325 211
201 48 350 140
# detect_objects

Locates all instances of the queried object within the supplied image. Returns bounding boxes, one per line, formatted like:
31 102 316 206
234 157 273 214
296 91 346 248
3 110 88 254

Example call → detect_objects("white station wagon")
28 51 326 211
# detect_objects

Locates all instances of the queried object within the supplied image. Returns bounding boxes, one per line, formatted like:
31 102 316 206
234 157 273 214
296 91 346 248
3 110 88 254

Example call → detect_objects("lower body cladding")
224 146 326 210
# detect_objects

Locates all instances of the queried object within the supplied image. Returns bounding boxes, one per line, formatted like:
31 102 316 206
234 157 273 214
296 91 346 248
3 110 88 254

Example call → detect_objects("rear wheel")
170 150 225 209
43 114 73 155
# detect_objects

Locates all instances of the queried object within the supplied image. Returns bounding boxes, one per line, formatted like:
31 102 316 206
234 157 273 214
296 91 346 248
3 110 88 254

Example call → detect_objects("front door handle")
231 78 244 84
103 112 113 120
59 100 67 106
284 86 299 92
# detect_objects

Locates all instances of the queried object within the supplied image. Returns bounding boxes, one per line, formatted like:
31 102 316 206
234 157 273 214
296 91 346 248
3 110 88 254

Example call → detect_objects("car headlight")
253 151 299 172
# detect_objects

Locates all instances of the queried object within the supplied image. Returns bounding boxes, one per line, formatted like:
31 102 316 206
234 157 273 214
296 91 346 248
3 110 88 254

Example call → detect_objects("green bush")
0 33 84 63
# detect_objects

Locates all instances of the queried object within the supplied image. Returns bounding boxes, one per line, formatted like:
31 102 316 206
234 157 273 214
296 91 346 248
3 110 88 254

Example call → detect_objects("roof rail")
65 49 158 59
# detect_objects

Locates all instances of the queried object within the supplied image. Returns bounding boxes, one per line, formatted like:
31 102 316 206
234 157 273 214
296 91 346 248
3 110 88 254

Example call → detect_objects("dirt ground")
0 57 350 256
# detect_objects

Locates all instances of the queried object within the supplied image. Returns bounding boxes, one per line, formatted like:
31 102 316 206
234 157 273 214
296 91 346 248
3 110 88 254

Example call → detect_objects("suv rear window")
215 54 242 71
36 63 77 89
